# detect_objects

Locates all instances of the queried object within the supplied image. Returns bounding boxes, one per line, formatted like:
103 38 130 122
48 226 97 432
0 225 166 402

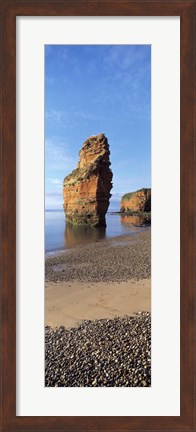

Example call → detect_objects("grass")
121 188 151 201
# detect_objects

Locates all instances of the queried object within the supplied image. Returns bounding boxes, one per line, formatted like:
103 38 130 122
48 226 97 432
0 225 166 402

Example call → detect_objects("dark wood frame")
1 0 195 431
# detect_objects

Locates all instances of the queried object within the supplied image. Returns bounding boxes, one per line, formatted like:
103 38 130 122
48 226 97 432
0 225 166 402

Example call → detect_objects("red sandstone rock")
63 134 113 227
120 188 151 213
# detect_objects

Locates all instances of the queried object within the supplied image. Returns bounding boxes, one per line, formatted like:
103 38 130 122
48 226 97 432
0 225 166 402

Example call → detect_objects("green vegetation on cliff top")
121 188 151 201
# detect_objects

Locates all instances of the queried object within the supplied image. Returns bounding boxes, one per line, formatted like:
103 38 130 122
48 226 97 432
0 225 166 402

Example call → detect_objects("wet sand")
45 229 151 328
45 278 150 328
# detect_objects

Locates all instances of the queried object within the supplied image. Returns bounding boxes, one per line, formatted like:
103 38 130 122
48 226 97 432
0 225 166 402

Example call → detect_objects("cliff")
63 133 113 227
120 188 151 213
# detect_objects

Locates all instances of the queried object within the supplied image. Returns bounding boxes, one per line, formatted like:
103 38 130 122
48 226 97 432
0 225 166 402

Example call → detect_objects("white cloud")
45 138 64 160
75 110 98 121
45 191 63 210
45 138 75 171
103 45 149 71
48 178 62 185
46 109 99 127
46 109 67 123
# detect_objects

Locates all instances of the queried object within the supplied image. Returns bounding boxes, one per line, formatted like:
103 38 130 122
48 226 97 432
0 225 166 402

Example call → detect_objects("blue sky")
45 45 151 210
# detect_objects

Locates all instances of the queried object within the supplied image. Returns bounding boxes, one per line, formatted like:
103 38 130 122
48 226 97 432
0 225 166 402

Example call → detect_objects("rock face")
120 188 151 213
63 134 113 227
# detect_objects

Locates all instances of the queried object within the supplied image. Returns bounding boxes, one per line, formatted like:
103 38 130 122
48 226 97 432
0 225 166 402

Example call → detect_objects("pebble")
45 312 151 387
45 229 151 283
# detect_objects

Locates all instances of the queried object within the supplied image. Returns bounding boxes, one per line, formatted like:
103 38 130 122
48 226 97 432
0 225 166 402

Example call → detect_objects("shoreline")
45 224 149 257
45 228 151 283
45 228 151 387
45 229 141 257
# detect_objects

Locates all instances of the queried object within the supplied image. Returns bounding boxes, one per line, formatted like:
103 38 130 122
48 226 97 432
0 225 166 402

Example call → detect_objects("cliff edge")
120 188 151 213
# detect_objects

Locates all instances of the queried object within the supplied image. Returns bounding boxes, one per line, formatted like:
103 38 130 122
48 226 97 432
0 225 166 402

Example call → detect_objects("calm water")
45 210 149 253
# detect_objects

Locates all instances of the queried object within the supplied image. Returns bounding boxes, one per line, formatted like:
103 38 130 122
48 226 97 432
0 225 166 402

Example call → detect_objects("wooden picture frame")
1 0 195 430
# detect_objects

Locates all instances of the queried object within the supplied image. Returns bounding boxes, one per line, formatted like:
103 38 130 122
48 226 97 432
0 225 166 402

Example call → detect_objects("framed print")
17 16 180 417
1 1 195 431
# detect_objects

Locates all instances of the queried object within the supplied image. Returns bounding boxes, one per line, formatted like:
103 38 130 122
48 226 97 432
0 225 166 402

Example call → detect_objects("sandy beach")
45 228 150 327
45 228 151 386
45 278 150 328
45 228 151 328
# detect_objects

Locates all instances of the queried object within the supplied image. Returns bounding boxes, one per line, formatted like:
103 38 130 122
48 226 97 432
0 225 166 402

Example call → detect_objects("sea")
45 209 149 254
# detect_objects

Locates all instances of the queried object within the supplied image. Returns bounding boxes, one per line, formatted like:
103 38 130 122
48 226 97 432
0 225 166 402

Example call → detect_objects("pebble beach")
45 312 151 387
45 228 151 387
45 228 151 283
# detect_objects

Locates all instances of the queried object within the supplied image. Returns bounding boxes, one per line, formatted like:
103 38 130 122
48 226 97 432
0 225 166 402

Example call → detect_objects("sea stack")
63 134 113 227
120 188 151 213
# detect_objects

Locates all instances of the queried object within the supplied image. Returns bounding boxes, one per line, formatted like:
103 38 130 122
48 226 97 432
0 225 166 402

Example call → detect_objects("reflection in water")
120 214 150 228
45 210 150 252
64 223 106 248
